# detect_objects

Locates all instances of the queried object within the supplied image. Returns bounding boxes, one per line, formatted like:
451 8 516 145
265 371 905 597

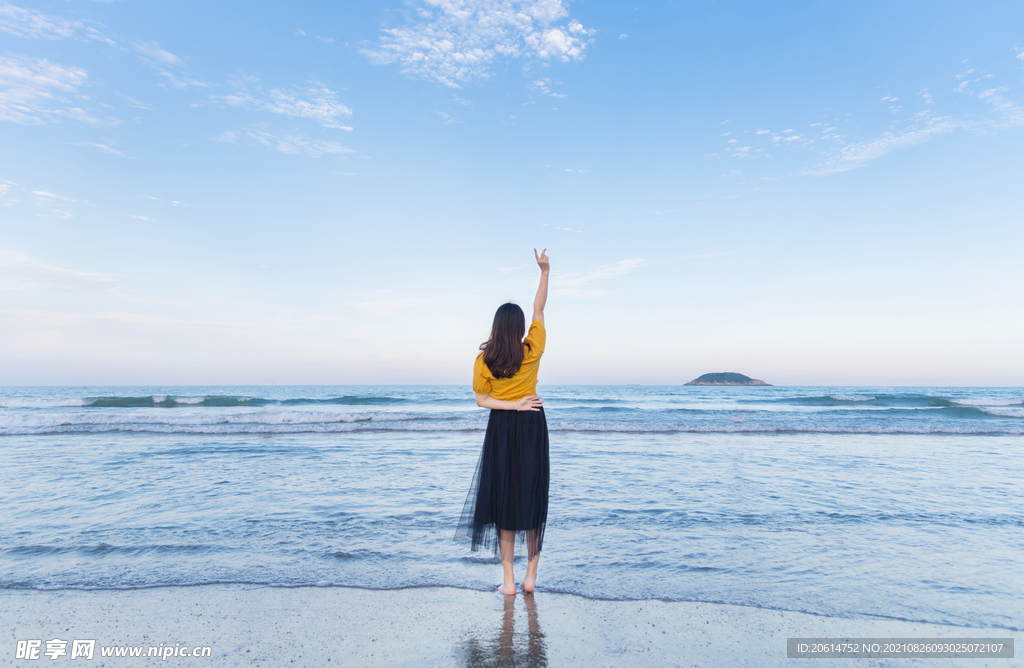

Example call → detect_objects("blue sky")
1 0 1022 386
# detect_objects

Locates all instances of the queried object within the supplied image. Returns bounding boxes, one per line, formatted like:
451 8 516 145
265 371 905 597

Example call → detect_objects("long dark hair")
480 303 532 379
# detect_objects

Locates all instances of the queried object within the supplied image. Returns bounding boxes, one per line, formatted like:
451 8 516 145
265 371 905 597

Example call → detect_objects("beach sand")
2 585 1012 667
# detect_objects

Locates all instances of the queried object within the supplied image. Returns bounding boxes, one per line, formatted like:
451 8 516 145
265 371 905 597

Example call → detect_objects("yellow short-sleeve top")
473 320 546 401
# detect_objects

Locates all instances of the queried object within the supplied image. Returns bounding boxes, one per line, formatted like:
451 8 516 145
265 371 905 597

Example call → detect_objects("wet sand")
2 585 1011 667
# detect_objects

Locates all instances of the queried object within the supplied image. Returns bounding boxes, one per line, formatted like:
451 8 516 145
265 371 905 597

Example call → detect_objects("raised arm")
533 248 549 323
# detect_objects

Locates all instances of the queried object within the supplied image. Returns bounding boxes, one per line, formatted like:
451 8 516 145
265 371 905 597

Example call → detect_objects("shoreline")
3 584 1013 667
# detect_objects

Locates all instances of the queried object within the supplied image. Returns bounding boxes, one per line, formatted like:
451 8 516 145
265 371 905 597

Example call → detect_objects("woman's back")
473 320 546 401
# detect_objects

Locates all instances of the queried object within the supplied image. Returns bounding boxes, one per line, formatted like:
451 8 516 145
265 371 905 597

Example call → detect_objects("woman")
456 249 550 596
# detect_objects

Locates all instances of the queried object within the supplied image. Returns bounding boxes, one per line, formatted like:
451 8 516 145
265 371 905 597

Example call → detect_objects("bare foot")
497 583 517 596
521 577 535 594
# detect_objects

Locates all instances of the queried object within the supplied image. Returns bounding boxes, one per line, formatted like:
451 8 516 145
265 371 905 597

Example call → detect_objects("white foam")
829 395 875 402
952 398 1024 407
0 408 477 432
1 412 1020 436
979 407 1024 418
173 397 205 405
0 398 87 408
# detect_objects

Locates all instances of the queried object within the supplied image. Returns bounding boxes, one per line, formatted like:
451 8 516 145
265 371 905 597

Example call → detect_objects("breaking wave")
2 388 1022 436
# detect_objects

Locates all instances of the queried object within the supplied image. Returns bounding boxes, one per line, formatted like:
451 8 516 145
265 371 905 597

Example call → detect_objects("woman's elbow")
475 394 489 407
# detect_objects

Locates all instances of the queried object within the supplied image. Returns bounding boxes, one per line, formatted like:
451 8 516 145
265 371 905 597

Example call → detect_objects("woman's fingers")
517 394 543 411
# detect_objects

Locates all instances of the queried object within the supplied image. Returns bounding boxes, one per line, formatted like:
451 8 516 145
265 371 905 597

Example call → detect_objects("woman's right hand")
517 395 544 411
534 248 549 273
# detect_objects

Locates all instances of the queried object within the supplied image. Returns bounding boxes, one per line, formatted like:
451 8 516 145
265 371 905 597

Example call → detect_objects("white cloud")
0 54 101 124
213 130 238 143
159 71 208 91
141 195 184 206
790 60 1024 176
532 77 566 98
32 190 75 202
243 128 357 157
552 259 646 297
214 76 353 130
116 93 155 110
0 3 115 44
362 0 595 88
131 214 154 221
73 141 125 156
433 110 461 124
619 33 627 39
141 194 185 204
295 28 336 44
0 250 115 292
880 95 898 102
30 189 84 218
802 113 967 175
131 39 207 90
132 40 183 66
978 86 1024 128
755 129 770 134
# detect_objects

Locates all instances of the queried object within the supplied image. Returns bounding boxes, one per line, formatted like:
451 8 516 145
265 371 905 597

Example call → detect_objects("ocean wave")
771 394 958 408
0 398 88 408
83 395 257 408
0 408 475 430
979 407 1024 418
4 389 1024 436
952 398 1024 407
1 419 1020 436
4 543 229 557
0 395 422 409
76 395 412 408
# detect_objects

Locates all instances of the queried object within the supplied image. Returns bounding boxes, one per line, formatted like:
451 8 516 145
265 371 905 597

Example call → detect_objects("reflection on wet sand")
461 594 547 668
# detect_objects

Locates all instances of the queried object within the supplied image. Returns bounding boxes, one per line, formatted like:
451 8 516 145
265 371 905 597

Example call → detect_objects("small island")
684 372 771 386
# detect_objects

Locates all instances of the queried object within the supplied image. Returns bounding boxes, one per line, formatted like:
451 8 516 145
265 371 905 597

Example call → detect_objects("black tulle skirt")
455 407 550 557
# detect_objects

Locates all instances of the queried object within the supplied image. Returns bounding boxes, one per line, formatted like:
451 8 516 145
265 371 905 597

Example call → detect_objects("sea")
1 385 1020 631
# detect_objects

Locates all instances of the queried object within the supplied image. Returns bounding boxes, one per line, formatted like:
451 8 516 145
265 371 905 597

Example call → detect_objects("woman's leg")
522 528 541 593
498 528 516 595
